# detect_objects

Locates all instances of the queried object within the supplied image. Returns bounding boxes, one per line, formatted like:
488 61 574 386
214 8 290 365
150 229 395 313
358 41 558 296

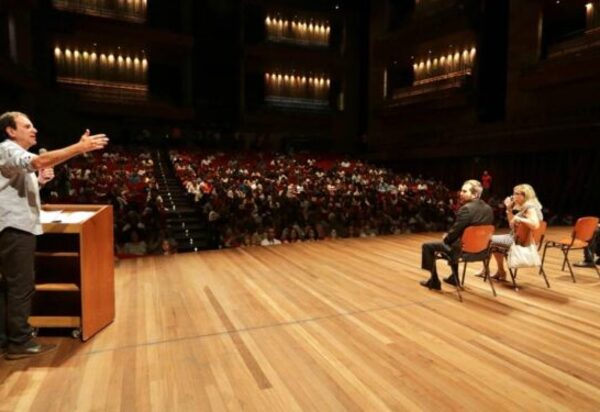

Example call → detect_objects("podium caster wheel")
71 328 82 339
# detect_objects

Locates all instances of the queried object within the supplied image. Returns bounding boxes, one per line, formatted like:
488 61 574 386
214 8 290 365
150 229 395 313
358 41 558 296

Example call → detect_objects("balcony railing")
265 15 330 48
388 74 470 107
53 0 146 23
54 46 148 85
413 68 471 86
547 28 600 59
58 77 148 103
265 96 330 112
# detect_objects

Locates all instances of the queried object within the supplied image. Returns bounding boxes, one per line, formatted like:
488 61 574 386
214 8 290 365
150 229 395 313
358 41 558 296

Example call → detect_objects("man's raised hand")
79 129 109 153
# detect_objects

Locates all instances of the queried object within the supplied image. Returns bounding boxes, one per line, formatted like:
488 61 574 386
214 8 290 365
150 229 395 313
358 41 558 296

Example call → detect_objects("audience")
170 149 458 249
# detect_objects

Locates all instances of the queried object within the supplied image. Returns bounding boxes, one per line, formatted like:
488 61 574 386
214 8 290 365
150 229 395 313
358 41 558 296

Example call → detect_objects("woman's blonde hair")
514 183 542 209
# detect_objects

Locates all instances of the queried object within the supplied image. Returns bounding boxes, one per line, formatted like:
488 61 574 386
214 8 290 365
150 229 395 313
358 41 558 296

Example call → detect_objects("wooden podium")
31 204 115 341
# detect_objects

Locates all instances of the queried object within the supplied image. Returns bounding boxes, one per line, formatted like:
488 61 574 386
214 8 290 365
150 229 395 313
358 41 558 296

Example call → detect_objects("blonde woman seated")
484 184 543 281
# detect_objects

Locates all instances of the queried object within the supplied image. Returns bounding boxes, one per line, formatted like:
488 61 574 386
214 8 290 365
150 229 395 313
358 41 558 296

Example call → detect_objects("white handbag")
508 242 541 269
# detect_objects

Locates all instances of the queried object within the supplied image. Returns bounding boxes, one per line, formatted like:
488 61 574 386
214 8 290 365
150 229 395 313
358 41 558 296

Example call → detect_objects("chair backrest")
461 225 495 254
514 221 547 247
532 221 547 248
573 216 599 243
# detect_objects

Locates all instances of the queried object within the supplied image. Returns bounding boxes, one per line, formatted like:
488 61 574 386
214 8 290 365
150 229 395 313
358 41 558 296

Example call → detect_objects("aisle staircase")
154 151 211 252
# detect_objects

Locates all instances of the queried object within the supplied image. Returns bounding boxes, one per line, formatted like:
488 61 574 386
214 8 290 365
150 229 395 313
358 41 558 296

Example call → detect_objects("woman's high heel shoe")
490 271 507 281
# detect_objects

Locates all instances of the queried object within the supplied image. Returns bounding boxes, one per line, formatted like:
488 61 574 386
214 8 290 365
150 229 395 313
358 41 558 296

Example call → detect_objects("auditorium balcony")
370 0 485 118
520 1 600 89
520 33 600 90
506 0 600 131
384 73 473 110
238 1 361 148
381 41 476 110
242 1 344 119
45 1 194 120
243 1 341 52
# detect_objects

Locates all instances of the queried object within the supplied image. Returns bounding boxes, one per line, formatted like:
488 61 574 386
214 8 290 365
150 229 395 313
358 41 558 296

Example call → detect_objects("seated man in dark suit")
420 179 494 290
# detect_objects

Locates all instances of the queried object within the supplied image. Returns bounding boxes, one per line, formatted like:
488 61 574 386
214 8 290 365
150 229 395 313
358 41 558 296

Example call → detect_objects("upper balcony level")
264 15 330 48
381 40 477 109
244 3 342 53
520 1 600 89
542 0 597 56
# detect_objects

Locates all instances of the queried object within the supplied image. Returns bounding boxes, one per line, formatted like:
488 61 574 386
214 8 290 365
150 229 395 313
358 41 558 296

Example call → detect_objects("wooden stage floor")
2 227 600 411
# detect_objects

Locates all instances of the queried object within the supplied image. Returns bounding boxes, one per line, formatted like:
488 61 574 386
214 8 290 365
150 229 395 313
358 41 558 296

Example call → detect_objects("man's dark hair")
0 111 27 140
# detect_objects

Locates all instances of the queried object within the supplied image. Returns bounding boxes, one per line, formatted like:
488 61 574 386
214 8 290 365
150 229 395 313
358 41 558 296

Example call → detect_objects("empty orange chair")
435 225 496 301
541 217 600 282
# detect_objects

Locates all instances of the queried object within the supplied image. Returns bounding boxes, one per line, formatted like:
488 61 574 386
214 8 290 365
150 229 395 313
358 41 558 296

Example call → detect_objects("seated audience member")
483 184 543 281
347 225 358 238
574 225 600 267
222 227 239 248
420 180 493 290
261 227 282 246
121 210 146 242
160 239 177 255
305 227 317 242
145 228 163 254
315 223 327 240
241 233 253 247
123 231 148 256
289 228 301 243
251 229 263 246
280 228 291 244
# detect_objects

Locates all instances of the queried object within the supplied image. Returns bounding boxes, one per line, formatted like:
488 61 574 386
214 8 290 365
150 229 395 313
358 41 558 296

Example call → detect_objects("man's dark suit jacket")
444 198 494 249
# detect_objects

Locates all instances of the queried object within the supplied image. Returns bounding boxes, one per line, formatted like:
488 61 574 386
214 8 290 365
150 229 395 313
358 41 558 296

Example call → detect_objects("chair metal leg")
456 269 463 302
563 247 576 283
508 268 518 291
540 243 550 276
593 261 600 279
484 258 497 297
539 266 550 288
461 261 467 286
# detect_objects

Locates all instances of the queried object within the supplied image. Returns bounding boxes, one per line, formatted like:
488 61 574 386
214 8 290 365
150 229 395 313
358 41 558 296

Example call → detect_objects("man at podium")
0 111 108 360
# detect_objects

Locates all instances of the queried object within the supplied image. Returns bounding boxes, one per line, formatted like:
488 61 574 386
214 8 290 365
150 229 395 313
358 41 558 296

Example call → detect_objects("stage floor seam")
85 295 447 356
